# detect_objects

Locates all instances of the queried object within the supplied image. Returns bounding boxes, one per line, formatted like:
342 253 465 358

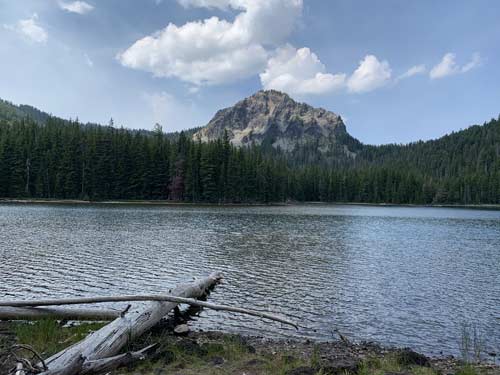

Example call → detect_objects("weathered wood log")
36 272 223 375
0 295 298 329
0 306 119 321
80 344 157 374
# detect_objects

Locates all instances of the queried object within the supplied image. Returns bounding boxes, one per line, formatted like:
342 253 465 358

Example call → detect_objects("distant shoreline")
1 198 499 210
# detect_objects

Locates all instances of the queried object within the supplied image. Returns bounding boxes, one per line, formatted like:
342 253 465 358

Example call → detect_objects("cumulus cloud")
430 52 481 79
118 0 409 96
260 45 346 95
260 48 398 96
347 55 392 93
4 13 48 43
397 64 426 81
118 0 302 85
59 1 94 14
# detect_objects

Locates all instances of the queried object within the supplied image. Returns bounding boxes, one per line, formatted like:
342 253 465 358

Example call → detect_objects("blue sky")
1 0 499 144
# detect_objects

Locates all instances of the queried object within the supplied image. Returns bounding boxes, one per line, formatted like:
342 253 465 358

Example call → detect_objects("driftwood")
0 306 119 321
0 295 297 329
32 272 223 375
80 344 158 374
4 272 298 374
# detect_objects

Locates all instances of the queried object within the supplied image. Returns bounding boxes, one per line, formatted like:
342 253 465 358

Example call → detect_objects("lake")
0 203 499 357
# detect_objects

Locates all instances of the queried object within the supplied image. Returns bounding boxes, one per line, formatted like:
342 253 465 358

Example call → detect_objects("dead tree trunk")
38 272 223 375
0 306 118 321
1 295 297 328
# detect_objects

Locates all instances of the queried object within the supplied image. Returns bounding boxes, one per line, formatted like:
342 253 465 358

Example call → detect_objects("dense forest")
0 99 499 204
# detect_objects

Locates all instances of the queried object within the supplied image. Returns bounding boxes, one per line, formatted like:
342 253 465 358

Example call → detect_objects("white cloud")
118 0 302 85
84 53 93 67
347 55 392 93
4 13 48 43
397 64 426 81
430 52 481 79
59 1 94 14
429 53 459 79
260 45 346 95
260 48 397 96
118 0 419 96
461 52 481 73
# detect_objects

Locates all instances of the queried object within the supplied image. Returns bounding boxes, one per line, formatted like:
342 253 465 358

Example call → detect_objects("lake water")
0 203 499 356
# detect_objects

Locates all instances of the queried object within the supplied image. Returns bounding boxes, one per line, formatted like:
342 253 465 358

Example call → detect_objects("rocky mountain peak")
193 90 350 153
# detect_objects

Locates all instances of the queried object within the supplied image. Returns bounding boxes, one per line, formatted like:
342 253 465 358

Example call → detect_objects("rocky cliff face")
193 90 352 154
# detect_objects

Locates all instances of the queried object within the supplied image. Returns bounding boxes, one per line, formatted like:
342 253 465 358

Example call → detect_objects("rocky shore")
1 320 498 375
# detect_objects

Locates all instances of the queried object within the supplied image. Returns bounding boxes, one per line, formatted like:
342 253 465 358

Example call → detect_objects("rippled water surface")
1 203 499 356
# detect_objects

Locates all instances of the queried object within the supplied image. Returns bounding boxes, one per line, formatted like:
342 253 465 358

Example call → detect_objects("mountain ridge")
0 98 52 125
2 93 497 150
0 94 499 204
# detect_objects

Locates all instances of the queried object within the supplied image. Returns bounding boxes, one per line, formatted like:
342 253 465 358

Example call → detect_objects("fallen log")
80 344 157 374
36 272 223 375
0 306 119 321
0 295 298 329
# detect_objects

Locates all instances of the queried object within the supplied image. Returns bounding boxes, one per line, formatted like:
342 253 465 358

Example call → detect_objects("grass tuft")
456 364 480 375
13 320 106 357
358 353 439 375
459 321 485 363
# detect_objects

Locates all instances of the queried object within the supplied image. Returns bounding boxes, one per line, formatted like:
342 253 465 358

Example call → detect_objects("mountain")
194 90 359 158
0 99 52 125
0 98 200 142
1 94 498 204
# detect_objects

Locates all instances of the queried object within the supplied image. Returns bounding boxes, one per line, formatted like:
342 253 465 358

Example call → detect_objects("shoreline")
1 322 498 375
1 198 500 210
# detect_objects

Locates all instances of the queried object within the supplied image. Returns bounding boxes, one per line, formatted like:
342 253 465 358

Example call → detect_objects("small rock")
286 366 316 375
322 358 360 374
211 356 225 365
174 324 190 336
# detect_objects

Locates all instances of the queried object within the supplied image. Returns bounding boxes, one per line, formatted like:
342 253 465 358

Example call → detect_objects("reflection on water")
0 203 499 356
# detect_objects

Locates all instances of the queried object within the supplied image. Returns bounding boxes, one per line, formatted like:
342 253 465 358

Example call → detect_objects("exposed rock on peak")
193 90 351 154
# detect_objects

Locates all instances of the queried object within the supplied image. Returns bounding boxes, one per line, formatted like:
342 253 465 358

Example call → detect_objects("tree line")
0 116 499 204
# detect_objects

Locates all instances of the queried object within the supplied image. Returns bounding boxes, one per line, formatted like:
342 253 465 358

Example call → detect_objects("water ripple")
0 203 499 357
